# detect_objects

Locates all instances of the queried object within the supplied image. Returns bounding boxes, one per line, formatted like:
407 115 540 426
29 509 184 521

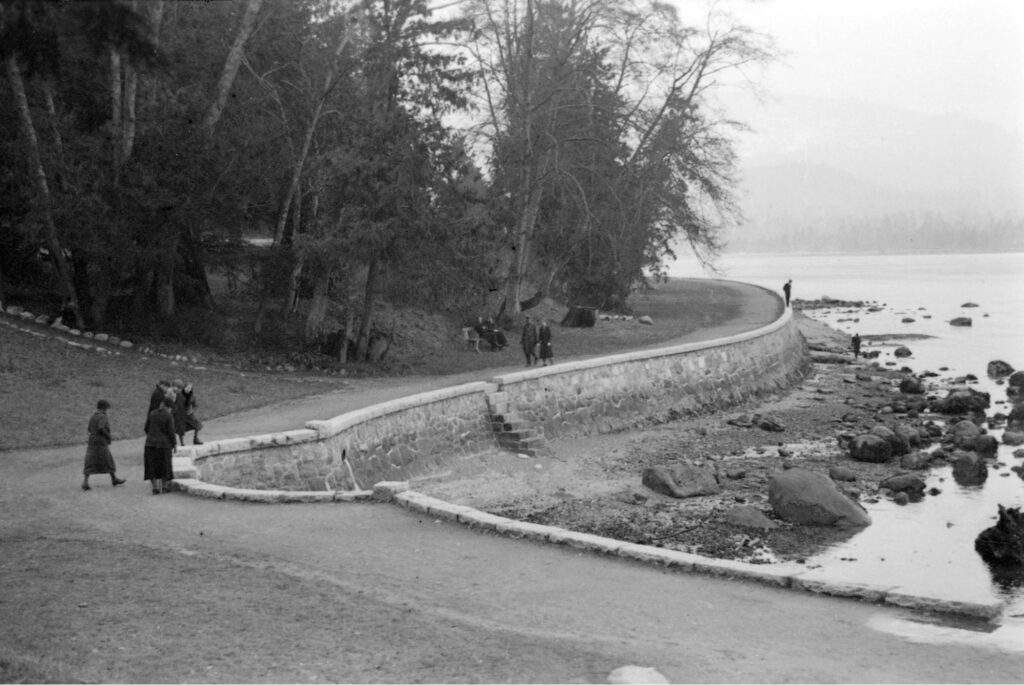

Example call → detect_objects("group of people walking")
81 378 204 495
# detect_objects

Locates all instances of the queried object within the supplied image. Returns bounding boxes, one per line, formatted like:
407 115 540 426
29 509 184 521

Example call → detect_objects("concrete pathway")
2 280 1022 682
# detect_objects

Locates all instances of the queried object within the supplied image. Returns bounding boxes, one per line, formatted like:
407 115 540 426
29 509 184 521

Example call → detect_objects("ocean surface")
671 252 1024 620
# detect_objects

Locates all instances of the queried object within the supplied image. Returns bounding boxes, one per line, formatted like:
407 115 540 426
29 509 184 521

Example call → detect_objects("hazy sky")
711 0 1024 136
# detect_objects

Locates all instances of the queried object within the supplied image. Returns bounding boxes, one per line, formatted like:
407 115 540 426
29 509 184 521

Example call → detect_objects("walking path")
2 280 1021 683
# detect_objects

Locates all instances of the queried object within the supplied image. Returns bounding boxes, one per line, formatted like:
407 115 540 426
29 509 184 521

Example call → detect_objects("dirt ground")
414 315 914 564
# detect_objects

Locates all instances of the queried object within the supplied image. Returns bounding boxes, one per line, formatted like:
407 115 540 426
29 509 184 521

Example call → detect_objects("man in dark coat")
81 399 125 490
520 315 539 367
783 279 792 307
852 333 862 359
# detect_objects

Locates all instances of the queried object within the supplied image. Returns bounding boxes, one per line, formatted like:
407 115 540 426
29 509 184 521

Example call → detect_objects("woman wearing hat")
81 400 126 490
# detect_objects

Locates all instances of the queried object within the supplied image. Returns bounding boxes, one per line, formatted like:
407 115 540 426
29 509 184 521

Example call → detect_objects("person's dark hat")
97 399 110 410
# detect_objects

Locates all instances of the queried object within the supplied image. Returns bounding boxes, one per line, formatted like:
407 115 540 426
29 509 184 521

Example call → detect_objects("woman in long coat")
82 400 125 490
144 397 178 494
520 316 539 367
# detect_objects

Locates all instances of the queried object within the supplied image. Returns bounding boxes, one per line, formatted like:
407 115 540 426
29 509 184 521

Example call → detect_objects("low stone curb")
171 478 373 503
382 484 1005 621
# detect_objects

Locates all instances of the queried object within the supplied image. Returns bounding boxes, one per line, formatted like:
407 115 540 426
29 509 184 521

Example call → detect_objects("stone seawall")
191 382 496 490
185 296 809 492
492 307 810 439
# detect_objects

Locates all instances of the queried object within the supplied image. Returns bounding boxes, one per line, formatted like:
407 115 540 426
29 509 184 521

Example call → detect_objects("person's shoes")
81 483 91 491
152 489 160 495
111 477 126 486
193 439 203 445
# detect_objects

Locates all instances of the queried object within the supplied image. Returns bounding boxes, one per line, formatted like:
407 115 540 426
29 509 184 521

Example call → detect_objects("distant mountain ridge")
720 93 1024 253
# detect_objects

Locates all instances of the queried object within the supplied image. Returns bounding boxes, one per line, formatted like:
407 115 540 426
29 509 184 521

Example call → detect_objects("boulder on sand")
642 464 720 499
721 505 779 531
1003 431 1024 447
950 317 973 327
848 434 892 463
899 377 926 394
768 468 871 528
894 346 913 358
930 388 991 415
870 425 910 456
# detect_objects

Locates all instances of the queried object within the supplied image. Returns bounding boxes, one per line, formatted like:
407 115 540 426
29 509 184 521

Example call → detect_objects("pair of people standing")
144 379 204 494
520 316 553 367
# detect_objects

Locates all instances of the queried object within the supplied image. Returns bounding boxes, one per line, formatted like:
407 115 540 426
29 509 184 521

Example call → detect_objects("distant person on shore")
538 319 553 366
783 280 792 307
521 315 539 367
144 396 177 495
852 333 862 359
81 400 126 491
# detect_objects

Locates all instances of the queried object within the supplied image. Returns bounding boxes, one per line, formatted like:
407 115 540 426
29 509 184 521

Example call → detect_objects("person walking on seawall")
521 315 539 367
538 319 553 366
81 400 126 491
144 396 177 495
852 333 862 359
783 279 792 307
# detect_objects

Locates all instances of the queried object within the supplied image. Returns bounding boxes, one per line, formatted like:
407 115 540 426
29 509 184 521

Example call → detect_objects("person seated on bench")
473 317 494 350
462 325 481 352
489 319 508 350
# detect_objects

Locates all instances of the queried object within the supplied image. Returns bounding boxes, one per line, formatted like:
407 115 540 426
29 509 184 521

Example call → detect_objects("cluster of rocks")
1 303 134 349
636 357 1024 552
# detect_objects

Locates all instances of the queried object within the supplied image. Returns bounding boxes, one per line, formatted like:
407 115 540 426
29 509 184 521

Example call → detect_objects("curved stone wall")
185 291 809 492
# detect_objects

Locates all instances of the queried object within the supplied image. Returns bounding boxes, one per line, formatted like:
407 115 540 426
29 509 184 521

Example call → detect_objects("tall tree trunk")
5 54 83 329
338 308 354 364
202 0 264 139
122 63 137 160
303 267 331 343
41 84 68 192
355 253 380 361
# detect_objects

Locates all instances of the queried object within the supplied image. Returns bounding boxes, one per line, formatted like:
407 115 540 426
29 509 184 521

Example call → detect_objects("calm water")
672 252 1024 618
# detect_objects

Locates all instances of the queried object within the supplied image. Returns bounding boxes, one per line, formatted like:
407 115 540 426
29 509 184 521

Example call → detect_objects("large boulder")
948 419 984 439
848 434 892 463
768 469 871 528
894 346 913 358
930 388 991 415
899 377 926 394
951 450 989 486
721 505 779 531
900 450 934 470
1008 371 1024 390
1003 431 1024 447
641 464 720 499
971 434 1000 458
870 425 910 456
950 317 973 327
879 473 926 496
975 505 1024 566
988 360 1015 378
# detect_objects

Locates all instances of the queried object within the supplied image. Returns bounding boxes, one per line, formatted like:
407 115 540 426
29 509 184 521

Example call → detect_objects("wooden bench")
462 326 481 352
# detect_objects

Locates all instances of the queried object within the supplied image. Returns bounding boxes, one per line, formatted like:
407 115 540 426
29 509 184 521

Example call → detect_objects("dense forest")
0 0 771 361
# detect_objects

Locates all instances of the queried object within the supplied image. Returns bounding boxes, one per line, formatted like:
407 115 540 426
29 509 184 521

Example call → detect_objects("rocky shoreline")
417 311 1024 565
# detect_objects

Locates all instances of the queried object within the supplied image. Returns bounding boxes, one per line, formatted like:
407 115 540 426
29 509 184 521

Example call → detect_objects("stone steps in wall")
485 392 549 457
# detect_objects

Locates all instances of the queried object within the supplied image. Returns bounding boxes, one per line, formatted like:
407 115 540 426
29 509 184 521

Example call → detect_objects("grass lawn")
0 278 770 451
